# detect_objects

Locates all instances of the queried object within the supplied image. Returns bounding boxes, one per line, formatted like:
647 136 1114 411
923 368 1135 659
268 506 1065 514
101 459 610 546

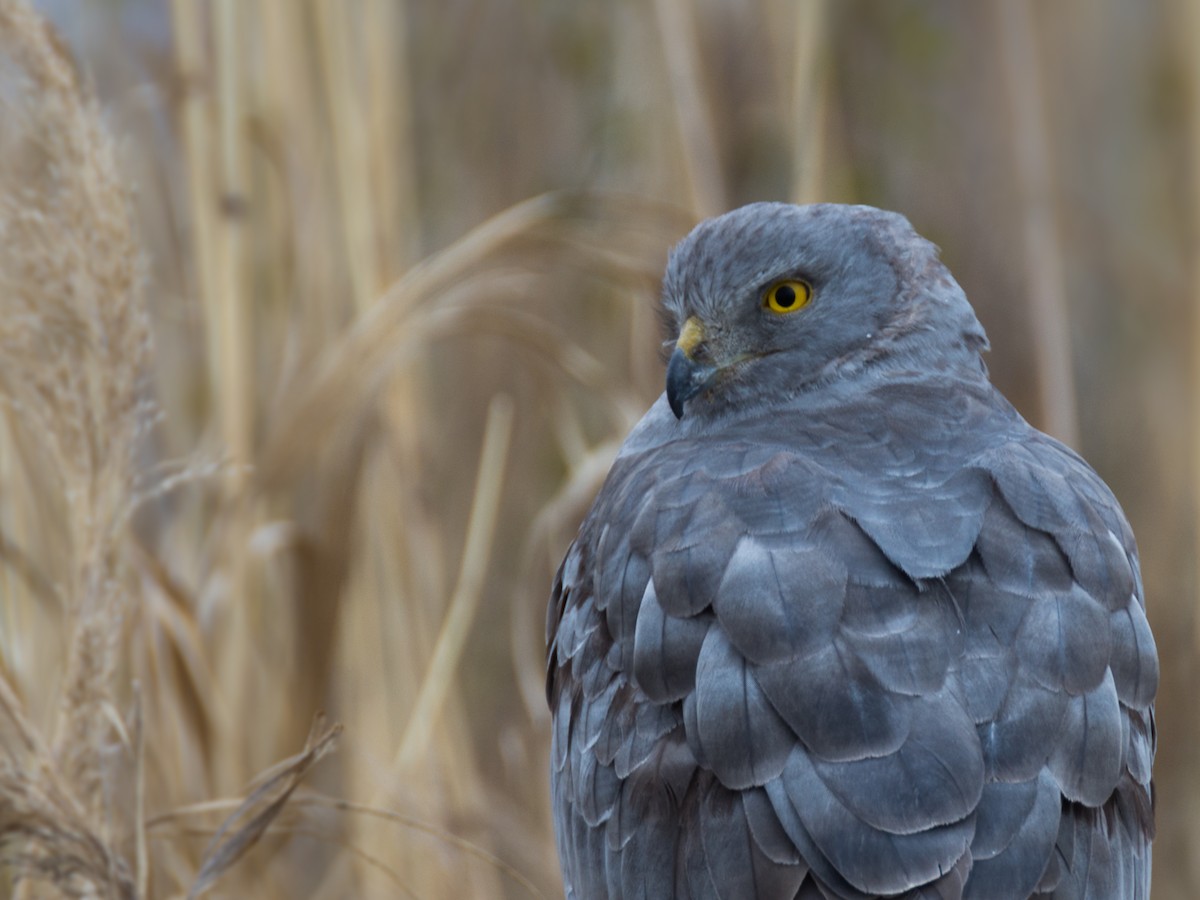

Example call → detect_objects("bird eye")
763 280 812 314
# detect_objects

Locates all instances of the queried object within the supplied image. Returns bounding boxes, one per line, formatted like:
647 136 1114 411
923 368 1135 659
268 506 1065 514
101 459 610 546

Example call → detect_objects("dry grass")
0 0 146 893
0 1 1194 898
0 1 684 895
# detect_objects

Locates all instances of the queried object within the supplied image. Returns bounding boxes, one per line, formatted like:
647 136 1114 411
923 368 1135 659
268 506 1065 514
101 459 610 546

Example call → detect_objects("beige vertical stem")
653 0 726 218
366 0 418 273
315 1 379 311
212 0 253 466
996 0 1079 448
1181 0 1200 656
170 0 216 386
789 0 828 205
210 0 257 788
394 395 514 769
133 681 148 899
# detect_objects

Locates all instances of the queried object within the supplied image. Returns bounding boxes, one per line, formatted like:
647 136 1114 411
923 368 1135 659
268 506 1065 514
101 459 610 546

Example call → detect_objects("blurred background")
0 0 1195 896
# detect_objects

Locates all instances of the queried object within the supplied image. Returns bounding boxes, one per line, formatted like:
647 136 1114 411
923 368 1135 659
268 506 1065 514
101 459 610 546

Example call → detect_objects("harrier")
546 203 1157 898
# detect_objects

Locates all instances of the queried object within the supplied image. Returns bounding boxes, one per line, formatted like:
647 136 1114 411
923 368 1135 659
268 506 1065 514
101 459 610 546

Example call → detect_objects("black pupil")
774 285 796 308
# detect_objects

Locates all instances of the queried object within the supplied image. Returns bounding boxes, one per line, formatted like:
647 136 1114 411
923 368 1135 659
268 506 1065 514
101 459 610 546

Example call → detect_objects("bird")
545 202 1157 899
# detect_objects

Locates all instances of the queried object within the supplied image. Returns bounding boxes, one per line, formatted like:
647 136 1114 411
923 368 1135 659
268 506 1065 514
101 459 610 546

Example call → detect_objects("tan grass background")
0 0 1195 897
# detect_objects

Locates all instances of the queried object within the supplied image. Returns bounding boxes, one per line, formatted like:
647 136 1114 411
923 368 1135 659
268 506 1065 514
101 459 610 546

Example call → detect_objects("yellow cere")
676 316 707 356
763 279 812 314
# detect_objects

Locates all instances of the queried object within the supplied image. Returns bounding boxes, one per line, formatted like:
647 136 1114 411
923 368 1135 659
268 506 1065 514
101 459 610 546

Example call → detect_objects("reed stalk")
995 0 1080 448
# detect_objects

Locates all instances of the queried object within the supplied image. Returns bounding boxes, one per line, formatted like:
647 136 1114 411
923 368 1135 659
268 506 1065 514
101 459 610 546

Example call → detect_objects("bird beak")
666 316 719 419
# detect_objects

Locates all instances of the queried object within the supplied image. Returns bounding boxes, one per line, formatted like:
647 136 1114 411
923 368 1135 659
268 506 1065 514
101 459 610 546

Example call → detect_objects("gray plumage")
546 203 1157 899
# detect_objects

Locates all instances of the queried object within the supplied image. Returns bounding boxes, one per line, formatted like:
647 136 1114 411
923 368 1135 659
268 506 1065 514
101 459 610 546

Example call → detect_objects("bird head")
660 203 989 419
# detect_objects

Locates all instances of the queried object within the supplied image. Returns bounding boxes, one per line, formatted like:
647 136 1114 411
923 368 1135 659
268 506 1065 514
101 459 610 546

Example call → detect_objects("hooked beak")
666 316 719 419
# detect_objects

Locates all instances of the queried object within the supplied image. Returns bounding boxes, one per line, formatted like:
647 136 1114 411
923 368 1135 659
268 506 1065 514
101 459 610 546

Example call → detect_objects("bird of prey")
545 203 1157 899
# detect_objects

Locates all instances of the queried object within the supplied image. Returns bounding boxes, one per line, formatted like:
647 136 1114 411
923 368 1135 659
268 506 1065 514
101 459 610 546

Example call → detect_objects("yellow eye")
763 279 812 314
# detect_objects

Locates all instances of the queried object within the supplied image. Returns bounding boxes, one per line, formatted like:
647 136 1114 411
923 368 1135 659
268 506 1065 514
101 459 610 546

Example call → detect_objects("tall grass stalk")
995 0 1079 447
788 0 829 205
0 0 147 892
395 394 514 768
653 0 726 218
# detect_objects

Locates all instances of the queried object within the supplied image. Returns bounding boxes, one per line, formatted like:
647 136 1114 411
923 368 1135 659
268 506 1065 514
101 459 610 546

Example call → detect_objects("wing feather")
690 627 793 789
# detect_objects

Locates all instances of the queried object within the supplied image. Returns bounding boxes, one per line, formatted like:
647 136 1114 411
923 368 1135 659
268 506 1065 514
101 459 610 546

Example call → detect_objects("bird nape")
546 203 1157 899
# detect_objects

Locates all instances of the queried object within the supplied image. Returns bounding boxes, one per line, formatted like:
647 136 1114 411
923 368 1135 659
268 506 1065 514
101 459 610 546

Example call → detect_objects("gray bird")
546 203 1157 899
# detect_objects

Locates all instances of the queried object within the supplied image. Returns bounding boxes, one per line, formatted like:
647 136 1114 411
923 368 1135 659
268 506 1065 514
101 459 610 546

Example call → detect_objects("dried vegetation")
0 0 1195 898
